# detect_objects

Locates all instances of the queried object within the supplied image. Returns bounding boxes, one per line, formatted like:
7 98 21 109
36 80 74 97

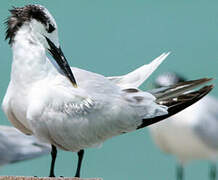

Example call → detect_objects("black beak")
45 36 77 88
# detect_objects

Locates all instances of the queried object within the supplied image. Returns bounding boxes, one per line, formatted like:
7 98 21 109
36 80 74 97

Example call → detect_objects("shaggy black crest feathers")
5 5 51 45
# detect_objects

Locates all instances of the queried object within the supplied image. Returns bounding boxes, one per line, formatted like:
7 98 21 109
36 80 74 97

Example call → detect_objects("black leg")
75 149 84 178
210 163 216 180
176 164 184 180
49 145 57 177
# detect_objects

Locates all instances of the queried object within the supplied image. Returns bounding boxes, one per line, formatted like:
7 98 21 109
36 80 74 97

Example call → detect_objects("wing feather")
108 52 170 88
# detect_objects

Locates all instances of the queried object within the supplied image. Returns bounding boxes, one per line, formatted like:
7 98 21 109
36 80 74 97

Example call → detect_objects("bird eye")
47 24 55 33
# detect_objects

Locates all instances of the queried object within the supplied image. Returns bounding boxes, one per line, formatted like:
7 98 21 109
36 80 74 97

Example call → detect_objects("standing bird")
2 4 213 177
0 125 50 166
149 72 218 180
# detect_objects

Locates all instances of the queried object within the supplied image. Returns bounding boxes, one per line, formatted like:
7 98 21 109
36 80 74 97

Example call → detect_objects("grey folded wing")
0 126 50 166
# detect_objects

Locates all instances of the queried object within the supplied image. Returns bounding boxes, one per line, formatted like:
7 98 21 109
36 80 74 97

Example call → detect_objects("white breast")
149 98 218 163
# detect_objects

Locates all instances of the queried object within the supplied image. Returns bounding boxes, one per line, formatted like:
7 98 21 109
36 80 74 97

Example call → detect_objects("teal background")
0 0 218 179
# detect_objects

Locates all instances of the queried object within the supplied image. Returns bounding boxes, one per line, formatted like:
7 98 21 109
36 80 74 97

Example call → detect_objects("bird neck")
10 26 57 87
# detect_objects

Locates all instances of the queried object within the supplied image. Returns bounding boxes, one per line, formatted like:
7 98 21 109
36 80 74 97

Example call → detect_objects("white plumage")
2 50 169 152
150 95 218 162
2 5 213 177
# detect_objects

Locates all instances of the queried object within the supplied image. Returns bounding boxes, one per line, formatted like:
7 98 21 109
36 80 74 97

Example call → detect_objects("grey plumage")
0 125 50 166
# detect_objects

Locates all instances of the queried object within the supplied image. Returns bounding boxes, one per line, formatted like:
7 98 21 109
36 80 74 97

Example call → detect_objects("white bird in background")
149 72 218 180
0 125 50 166
2 4 213 178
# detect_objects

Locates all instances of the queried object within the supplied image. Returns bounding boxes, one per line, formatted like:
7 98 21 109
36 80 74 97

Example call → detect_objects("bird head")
154 72 186 88
5 4 77 87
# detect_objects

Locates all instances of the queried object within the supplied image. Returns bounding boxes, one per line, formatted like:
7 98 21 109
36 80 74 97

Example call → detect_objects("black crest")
5 5 50 45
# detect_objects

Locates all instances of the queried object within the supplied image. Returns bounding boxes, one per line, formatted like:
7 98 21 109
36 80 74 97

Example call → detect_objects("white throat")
11 24 58 87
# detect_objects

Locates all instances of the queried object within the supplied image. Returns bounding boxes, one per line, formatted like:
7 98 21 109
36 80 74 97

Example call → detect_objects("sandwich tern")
149 72 218 180
2 5 213 177
0 125 50 166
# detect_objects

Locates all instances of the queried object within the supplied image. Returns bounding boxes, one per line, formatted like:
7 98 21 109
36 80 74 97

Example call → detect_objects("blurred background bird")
0 125 50 166
149 72 218 180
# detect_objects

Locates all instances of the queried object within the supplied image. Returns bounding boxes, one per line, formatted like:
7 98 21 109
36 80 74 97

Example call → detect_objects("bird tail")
137 78 213 129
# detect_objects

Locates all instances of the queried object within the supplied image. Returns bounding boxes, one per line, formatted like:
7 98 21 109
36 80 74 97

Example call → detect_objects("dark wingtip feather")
137 85 213 129
151 77 213 102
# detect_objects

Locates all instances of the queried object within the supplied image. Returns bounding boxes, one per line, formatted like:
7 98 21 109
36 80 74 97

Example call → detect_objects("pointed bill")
45 36 77 88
